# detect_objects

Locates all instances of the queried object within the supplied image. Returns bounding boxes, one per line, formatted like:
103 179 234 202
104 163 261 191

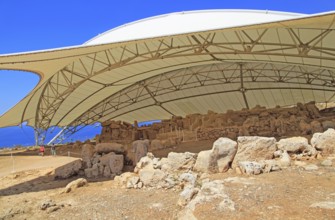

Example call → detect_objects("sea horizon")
0 125 101 148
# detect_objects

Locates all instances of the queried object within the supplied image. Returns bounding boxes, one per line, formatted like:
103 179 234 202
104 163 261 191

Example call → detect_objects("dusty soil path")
0 155 80 178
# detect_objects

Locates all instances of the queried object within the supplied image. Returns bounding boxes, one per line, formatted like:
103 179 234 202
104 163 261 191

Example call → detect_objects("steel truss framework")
18 25 335 144
43 62 335 144
74 62 335 122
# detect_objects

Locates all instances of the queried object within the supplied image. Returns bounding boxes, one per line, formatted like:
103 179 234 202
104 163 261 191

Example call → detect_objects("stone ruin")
55 122 335 220
57 127 335 180
96 102 335 146
55 102 335 179
54 127 335 218
54 103 335 218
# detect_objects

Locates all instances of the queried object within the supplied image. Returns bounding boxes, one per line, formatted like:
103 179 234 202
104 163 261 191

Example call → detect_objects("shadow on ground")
0 160 112 197
0 172 115 197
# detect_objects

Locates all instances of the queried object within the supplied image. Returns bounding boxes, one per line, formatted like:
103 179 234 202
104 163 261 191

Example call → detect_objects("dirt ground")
0 145 335 220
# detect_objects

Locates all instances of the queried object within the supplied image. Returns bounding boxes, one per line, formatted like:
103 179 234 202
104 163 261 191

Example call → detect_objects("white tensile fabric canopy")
0 10 335 132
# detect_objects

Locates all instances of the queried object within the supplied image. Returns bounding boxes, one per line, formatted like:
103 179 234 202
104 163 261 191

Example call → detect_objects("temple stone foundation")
58 102 335 179
96 102 335 145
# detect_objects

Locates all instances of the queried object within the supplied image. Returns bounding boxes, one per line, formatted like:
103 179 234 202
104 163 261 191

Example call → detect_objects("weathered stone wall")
98 102 335 143
99 120 135 143
196 102 335 141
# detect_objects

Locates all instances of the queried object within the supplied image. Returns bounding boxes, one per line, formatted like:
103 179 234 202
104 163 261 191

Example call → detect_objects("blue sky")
0 0 334 146
0 0 334 115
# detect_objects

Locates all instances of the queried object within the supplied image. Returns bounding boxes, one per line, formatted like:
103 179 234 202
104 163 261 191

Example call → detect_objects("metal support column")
239 63 249 109
34 128 46 146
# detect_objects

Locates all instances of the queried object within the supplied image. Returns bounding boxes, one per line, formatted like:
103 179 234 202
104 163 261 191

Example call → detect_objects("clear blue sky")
0 0 334 115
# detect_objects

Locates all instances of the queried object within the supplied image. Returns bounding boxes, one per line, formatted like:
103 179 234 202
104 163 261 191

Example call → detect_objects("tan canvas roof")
0 10 335 130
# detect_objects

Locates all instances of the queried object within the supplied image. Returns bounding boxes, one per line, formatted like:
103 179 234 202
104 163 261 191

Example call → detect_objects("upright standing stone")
132 139 150 164
81 144 95 168
193 137 237 173
193 150 212 173
211 137 238 172
109 154 124 174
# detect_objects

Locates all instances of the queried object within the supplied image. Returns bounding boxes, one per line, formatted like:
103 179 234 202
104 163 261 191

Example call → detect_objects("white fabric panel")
85 10 303 45
0 11 334 128
100 105 171 123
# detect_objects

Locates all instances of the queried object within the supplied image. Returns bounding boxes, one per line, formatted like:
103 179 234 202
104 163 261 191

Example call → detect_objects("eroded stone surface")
54 159 82 179
62 178 88 193
233 136 277 168
311 129 335 155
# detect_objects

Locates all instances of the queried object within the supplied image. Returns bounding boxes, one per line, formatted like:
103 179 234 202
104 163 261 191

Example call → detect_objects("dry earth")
0 147 335 220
